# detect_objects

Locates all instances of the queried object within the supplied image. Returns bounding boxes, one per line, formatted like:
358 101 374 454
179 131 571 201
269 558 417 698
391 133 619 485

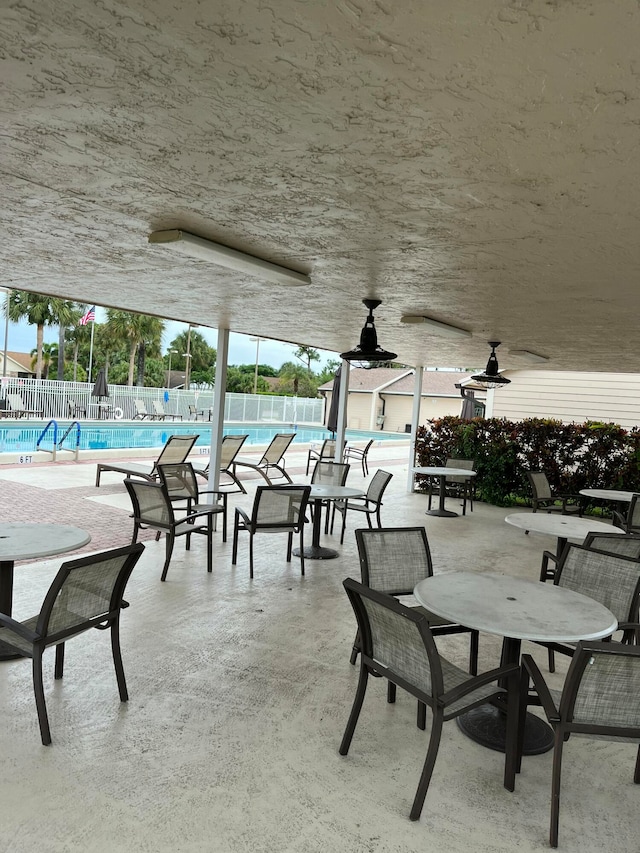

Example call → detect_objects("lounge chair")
192 434 249 493
152 400 183 421
231 433 296 486
133 400 152 420
1 393 44 419
95 434 199 487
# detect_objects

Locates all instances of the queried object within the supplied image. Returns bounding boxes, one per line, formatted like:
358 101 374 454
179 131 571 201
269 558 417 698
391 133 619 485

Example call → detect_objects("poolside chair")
330 469 393 544
158 462 228 542
192 434 249 493
189 404 205 421
526 471 583 516
612 493 640 534
427 458 476 516
125 476 223 581
339 578 519 821
67 398 87 418
0 543 145 744
305 438 336 476
231 433 296 486
231 484 311 578
519 642 640 847
5 393 43 418
152 400 183 421
95 434 199 486
133 399 152 420
343 438 374 476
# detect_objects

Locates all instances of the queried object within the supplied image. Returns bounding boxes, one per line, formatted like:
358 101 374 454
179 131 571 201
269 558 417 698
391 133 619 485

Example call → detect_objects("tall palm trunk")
57 324 65 381
35 324 44 379
128 342 137 386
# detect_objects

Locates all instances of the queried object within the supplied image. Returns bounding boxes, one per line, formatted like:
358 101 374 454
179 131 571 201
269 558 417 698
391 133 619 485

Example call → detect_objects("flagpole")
88 319 95 382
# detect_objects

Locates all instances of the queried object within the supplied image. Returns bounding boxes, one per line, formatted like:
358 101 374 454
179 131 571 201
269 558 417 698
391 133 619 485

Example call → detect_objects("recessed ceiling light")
400 315 472 338
148 230 311 286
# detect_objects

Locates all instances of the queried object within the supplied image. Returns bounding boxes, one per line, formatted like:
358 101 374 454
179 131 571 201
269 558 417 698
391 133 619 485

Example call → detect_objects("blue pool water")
0 422 402 455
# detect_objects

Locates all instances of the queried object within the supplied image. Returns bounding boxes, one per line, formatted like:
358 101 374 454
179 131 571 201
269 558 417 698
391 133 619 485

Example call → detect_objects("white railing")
0 377 325 425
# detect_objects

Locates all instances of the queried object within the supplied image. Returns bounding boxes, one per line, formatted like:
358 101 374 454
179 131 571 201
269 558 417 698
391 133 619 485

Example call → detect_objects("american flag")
79 306 95 326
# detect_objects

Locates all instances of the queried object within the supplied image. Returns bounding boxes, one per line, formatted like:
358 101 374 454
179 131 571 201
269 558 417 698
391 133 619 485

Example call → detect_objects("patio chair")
518 642 640 848
526 471 583 516
125 476 223 581
612 493 640 534
189 404 205 421
133 399 152 419
330 469 393 544
67 398 87 418
538 543 640 672
339 578 519 821
192 433 250 493
157 462 228 542
231 484 311 578
350 527 479 676
152 400 183 421
427 458 476 516
95 434 198 486
311 460 350 532
540 529 640 585
0 542 144 745
305 437 335 476
343 438 374 476
5 393 43 418
231 433 296 486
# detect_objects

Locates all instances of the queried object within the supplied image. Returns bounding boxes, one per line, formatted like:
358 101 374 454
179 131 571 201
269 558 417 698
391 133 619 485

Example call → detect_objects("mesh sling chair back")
351 527 479 675
540 543 640 672
231 432 296 485
305 437 336 476
193 433 249 493
339 578 519 821
584 531 640 559
6 392 43 418
519 641 640 848
125 474 223 581
133 399 151 419
231 484 312 578
526 471 583 516
95 433 199 486
158 462 228 541
0 542 145 745
331 469 393 544
311 460 350 533
612 493 640 534
343 438 375 476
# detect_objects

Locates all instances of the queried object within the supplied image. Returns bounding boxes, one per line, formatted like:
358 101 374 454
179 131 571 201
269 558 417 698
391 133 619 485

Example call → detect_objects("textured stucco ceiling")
2 0 640 371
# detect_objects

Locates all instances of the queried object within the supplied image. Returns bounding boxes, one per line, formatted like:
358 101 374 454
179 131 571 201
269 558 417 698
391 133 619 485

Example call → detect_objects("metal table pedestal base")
292 546 338 560
456 704 553 755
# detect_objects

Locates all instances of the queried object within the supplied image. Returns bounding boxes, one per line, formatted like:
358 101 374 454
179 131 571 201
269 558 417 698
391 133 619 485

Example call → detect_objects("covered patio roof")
3 2 640 372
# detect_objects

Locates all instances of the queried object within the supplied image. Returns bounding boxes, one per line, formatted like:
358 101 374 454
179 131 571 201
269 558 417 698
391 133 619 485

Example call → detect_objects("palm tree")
65 313 93 382
106 310 164 386
56 301 82 380
6 291 77 379
135 315 165 385
30 343 58 380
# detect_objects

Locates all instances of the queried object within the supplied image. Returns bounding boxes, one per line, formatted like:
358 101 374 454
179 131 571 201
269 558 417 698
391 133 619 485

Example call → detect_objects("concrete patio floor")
0 444 637 853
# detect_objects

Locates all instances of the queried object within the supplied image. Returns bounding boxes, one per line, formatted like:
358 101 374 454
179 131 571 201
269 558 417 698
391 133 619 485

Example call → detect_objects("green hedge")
414 417 640 507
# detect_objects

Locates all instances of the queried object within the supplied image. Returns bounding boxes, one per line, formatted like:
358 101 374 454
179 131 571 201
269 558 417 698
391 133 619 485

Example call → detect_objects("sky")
3 306 339 371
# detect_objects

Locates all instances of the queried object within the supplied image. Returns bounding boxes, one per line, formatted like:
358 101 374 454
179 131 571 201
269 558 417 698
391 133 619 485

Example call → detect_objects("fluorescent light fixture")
148 229 311 286
508 349 549 364
400 315 472 339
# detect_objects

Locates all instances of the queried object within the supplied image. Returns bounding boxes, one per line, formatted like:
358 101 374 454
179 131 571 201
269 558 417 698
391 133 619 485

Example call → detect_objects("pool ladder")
36 420 81 462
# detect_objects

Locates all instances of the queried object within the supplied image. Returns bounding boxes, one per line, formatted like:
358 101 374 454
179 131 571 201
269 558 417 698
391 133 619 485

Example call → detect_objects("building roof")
319 367 478 397
3 351 34 373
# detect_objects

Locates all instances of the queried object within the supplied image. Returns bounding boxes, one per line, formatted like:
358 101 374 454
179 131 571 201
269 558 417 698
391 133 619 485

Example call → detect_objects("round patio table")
413 466 477 518
0 523 91 660
504 512 620 558
414 572 617 755
579 488 637 503
292 485 364 559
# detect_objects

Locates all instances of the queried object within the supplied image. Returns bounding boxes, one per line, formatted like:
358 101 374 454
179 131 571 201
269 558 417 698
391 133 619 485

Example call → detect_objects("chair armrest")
611 509 626 530
0 612 38 642
439 662 519 707
521 654 560 722
540 549 559 582
234 507 250 525
617 622 640 643
199 489 228 504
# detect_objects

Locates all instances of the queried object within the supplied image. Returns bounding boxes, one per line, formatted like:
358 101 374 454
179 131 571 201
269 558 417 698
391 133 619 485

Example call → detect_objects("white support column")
406 366 424 493
207 327 229 495
335 359 350 462
484 386 495 419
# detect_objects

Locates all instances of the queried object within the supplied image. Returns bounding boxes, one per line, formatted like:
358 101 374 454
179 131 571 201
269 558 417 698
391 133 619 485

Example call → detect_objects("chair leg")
634 745 640 784
286 532 293 562
111 617 129 702
131 522 140 545
417 701 427 730
550 728 565 848
207 516 213 574
340 507 347 545
232 519 239 565
387 682 396 704
33 649 52 746
160 533 175 582
54 643 65 680
516 664 531 774
299 528 305 576
548 648 556 673
349 629 360 665
503 668 519 792
249 534 254 579
409 708 444 821
338 666 369 756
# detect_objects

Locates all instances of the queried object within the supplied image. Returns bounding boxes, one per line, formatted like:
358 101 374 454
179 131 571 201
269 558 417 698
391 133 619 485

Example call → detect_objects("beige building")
0 351 35 378
490 370 640 430
320 368 482 432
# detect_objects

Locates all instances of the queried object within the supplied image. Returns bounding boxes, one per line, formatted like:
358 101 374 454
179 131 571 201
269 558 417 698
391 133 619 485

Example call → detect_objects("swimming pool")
0 422 403 455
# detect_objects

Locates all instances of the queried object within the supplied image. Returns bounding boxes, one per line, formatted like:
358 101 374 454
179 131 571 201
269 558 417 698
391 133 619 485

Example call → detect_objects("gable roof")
319 367 479 397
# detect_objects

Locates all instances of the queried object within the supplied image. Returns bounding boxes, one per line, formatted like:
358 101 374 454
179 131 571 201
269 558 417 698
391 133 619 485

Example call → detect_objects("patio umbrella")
91 367 109 399
460 388 475 420
325 367 341 434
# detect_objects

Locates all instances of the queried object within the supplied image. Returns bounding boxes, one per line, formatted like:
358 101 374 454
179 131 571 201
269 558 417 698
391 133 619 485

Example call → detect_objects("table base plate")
425 509 458 518
292 546 338 560
456 704 553 755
